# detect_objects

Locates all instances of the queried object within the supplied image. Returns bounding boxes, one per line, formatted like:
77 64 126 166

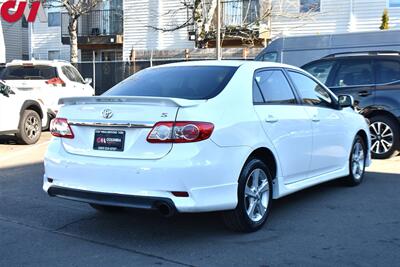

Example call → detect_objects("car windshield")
1 65 57 80
104 66 238 100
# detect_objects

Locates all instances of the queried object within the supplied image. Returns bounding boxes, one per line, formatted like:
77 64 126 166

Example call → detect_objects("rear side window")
258 52 278 62
302 61 334 84
2 65 57 80
333 60 374 87
104 66 238 100
254 70 296 104
375 60 400 84
288 71 333 108
62 66 84 84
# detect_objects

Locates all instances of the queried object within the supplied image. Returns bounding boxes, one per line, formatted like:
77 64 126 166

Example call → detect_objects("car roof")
6 60 70 67
151 60 303 72
303 54 400 67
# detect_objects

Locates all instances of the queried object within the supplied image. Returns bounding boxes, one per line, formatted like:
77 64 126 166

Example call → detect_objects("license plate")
93 130 125 152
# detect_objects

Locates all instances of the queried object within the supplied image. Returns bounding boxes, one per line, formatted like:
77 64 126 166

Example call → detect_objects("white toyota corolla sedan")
44 61 371 232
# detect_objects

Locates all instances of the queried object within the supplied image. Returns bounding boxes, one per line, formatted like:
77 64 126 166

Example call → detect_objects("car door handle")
312 115 320 122
358 91 372 97
265 115 278 123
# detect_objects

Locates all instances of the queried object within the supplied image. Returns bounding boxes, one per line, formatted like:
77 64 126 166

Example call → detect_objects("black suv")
302 52 400 159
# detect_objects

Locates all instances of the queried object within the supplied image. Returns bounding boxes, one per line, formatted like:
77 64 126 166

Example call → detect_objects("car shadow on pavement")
59 170 399 237
0 135 18 145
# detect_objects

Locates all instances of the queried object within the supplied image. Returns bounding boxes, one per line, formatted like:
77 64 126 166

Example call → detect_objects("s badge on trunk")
102 109 113 119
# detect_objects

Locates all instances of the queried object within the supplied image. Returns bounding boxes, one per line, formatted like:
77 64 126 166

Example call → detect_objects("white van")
255 30 400 67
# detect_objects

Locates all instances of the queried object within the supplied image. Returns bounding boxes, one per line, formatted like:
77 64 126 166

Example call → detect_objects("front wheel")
222 158 273 232
344 135 367 186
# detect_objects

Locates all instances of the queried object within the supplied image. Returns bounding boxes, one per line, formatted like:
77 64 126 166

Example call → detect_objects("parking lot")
0 134 399 266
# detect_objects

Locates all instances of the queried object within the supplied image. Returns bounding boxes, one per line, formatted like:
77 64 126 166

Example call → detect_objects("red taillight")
46 77 65 87
147 121 214 143
50 118 74 139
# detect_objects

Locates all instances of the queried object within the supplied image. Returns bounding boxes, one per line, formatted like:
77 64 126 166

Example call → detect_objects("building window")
223 0 260 25
389 0 400 7
22 17 28 28
300 0 321 13
48 12 61 27
48 50 61 60
22 54 29 60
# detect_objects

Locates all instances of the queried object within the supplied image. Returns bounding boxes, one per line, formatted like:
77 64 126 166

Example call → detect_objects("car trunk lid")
58 96 205 160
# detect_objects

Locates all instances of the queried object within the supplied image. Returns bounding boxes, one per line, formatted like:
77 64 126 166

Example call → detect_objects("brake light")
147 122 214 143
46 77 65 87
50 118 74 139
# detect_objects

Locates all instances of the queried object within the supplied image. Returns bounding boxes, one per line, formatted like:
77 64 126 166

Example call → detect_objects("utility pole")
216 0 222 60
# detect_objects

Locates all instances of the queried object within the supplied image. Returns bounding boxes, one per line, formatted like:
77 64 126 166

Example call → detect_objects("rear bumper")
48 186 176 211
44 139 251 213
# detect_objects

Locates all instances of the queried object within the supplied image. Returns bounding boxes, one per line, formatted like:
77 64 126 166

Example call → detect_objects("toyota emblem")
102 109 113 119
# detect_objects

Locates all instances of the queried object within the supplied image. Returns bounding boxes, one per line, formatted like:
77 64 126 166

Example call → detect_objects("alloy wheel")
25 115 40 140
370 122 394 155
351 141 365 180
244 168 270 222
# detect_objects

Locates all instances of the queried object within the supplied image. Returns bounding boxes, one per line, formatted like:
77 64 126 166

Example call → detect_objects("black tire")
16 110 42 145
344 135 367 186
369 115 399 159
89 203 124 213
222 158 273 232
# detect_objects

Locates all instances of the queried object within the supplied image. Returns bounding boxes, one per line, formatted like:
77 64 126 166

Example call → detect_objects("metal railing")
61 9 123 37
222 0 260 26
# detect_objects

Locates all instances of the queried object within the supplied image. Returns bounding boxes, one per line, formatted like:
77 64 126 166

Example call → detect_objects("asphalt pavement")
0 134 399 266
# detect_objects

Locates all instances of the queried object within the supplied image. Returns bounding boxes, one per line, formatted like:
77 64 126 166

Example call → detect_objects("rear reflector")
147 121 214 143
50 118 74 139
171 191 189 197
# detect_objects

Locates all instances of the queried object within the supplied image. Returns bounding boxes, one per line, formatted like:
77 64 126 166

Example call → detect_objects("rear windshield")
1 65 57 80
104 66 238 100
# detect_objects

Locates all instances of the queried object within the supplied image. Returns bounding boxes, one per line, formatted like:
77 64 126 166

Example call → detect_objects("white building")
29 3 69 61
26 0 400 62
270 0 400 36
0 18 29 63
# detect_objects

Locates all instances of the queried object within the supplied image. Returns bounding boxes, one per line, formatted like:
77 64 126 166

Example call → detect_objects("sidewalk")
0 132 52 169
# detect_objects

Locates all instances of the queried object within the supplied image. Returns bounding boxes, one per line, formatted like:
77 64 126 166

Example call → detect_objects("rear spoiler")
58 96 206 107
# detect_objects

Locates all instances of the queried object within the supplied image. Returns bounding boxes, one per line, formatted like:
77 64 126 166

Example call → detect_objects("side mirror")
0 83 13 97
338 95 354 108
84 78 93 85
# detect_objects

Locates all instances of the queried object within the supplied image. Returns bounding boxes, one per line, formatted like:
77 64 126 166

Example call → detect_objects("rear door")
327 58 375 111
253 69 313 184
287 70 348 177
374 58 400 109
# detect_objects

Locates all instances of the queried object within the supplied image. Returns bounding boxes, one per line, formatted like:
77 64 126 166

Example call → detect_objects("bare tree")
150 0 318 48
43 0 102 63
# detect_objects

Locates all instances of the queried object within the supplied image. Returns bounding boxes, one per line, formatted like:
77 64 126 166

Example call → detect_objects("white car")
44 61 371 232
0 81 47 144
2 60 94 122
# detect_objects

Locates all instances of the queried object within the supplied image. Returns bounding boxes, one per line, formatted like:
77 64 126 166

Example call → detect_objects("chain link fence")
75 59 217 95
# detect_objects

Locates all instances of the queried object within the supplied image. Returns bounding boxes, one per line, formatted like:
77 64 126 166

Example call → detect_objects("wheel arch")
20 100 43 119
246 147 278 181
364 109 399 127
356 129 369 149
